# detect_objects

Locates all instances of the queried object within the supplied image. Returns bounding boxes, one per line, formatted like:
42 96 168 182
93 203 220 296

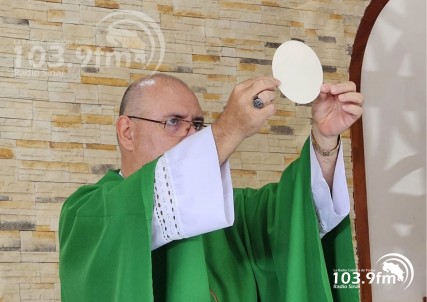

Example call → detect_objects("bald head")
119 73 191 117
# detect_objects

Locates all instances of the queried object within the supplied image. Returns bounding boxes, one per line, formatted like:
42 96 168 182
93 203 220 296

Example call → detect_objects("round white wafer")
272 40 323 104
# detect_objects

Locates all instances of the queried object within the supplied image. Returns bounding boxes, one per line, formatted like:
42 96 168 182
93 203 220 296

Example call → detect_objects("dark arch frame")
349 0 390 301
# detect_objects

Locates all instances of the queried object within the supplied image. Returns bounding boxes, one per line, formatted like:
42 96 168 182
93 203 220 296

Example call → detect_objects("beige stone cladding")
0 0 368 301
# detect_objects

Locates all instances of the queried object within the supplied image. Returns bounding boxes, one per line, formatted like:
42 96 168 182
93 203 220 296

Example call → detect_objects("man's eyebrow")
193 116 204 122
166 113 185 119
166 113 204 122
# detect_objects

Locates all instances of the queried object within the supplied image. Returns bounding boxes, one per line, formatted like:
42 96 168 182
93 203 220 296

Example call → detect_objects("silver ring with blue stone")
252 96 264 109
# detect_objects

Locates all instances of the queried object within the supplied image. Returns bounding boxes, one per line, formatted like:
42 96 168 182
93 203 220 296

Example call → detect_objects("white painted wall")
361 0 426 301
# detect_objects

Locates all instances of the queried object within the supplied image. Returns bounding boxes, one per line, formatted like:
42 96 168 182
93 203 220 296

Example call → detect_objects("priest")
59 74 364 301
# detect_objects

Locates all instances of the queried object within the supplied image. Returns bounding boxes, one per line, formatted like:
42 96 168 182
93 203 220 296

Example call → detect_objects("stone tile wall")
0 0 368 301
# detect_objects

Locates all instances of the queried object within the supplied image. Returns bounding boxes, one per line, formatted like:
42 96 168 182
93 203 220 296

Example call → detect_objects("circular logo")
375 253 414 290
95 10 165 73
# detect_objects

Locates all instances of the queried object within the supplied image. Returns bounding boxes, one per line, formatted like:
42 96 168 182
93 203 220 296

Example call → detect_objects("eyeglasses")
126 115 207 137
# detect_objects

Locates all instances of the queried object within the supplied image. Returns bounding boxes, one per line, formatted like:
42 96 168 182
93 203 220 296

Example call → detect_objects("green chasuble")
59 139 359 302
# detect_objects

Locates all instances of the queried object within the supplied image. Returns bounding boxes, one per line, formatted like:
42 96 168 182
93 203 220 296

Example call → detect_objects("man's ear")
116 116 134 151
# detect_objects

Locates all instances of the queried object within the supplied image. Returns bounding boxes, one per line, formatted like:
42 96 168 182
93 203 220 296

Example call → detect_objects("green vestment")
59 139 359 301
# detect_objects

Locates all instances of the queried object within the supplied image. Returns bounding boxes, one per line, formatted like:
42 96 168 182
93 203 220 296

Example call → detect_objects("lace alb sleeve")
151 126 234 250
151 156 184 248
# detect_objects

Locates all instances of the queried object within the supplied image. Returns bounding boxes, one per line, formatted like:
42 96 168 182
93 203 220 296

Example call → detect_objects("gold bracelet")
311 130 340 156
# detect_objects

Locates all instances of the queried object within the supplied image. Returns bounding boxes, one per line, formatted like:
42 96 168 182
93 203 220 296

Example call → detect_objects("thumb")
315 83 333 103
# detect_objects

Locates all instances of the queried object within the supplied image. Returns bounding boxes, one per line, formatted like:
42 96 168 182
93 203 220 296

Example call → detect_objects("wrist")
311 128 340 157
213 113 246 142
211 118 245 164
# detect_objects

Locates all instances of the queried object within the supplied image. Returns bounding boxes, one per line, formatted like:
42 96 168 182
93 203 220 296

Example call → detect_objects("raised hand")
312 81 364 139
212 77 279 164
310 81 364 186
